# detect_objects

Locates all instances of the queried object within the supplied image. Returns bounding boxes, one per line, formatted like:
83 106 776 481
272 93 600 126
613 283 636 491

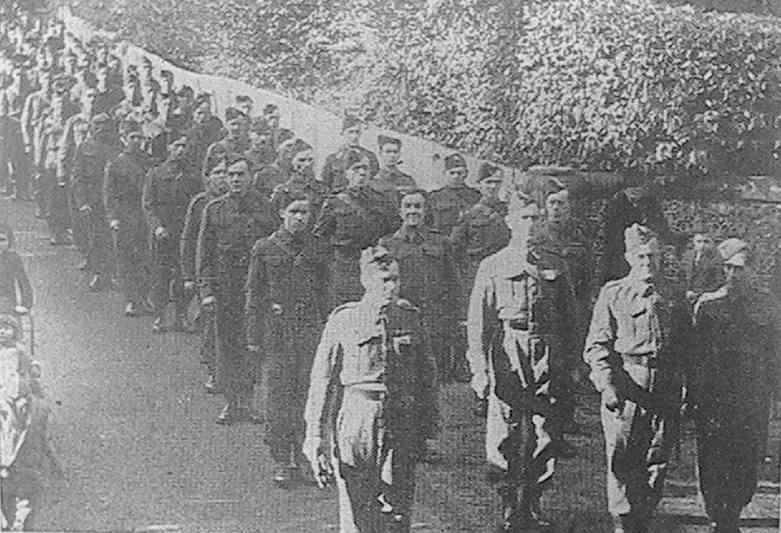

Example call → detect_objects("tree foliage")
61 0 781 178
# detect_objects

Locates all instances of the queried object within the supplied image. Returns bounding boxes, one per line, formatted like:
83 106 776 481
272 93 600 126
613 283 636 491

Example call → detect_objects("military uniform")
71 132 117 277
142 158 202 325
374 166 416 198
20 86 49 204
303 298 437 532
253 161 287 198
320 145 379 192
104 148 155 307
245 227 328 467
41 93 79 242
270 174 330 221
689 241 776 532
314 185 399 309
680 247 721 300
196 190 277 409
426 184 479 235
379 226 458 381
467 244 576 526
203 135 249 176
585 274 690 531
450 197 509 316
181 191 215 372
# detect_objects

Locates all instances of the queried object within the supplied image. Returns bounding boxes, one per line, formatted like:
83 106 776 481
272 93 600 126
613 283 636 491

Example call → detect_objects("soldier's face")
207 164 228 196
264 111 280 129
124 131 145 152
545 190 570 224
250 133 270 151
365 266 400 307
227 160 252 195
82 91 97 114
446 166 467 186
291 149 314 174
505 202 540 243
226 118 243 138
723 263 745 285
478 177 502 200
692 234 712 253
194 102 210 123
400 193 425 228
343 125 361 146
0 233 9 250
346 159 369 186
169 139 188 161
237 101 252 117
379 143 400 167
625 243 661 280
281 200 311 235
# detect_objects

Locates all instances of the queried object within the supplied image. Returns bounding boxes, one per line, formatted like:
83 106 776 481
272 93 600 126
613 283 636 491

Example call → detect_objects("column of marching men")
1 9 778 533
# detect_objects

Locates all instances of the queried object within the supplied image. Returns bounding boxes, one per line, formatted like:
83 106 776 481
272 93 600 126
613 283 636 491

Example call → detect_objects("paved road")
4 198 779 533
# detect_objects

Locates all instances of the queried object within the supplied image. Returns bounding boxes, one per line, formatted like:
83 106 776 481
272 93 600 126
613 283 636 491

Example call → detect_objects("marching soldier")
379 188 458 382
203 106 250 174
584 223 690 533
104 119 155 316
245 192 329 485
427 153 479 234
314 148 399 309
374 134 416 196
181 160 229 393
320 115 379 192
680 224 721 304
0 223 33 315
689 239 777 533
451 163 509 388
71 113 118 291
142 132 202 333
40 73 79 245
466 190 577 532
533 169 592 451
303 246 437 533
270 138 328 218
20 67 51 209
197 156 277 425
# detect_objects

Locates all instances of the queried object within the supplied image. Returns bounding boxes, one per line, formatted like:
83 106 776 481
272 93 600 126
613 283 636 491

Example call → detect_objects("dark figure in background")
680 225 722 304
598 183 684 284
427 153 479 234
253 136 295 198
0 224 32 314
303 247 437 533
320 115 379 192
314 148 399 309
104 119 155 317
186 94 224 175
41 74 79 246
373 134 416 199
181 160 229 393
71 113 118 291
245 194 328 485
203 106 250 174
197 156 277 425
259 103 294 153
451 163 509 394
142 132 202 333
689 239 777 533
585 224 691 533
270 138 328 218
467 191 577 532
533 169 592 453
380 188 457 383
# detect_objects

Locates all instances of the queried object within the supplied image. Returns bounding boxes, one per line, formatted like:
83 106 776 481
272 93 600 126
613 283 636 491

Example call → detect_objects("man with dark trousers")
104 119 155 316
71 112 117 291
245 191 329 485
197 156 277 425
142 132 202 333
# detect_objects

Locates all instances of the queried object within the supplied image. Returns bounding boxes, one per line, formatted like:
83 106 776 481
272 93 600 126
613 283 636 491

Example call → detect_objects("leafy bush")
333 0 781 178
